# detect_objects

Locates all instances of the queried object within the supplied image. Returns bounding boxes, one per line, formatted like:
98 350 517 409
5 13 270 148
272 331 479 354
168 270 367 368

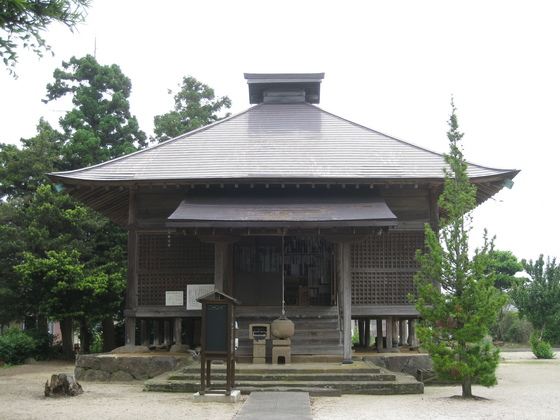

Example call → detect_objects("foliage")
485 250 523 341
0 326 35 364
44 54 147 169
0 119 62 200
487 250 523 292
511 255 560 351
529 332 555 359
413 100 506 398
153 75 232 142
0 54 140 355
493 311 533 344
0 0 90 77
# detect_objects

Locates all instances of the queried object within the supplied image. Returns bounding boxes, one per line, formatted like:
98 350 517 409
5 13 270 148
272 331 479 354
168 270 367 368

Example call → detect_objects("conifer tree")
414 100 506 398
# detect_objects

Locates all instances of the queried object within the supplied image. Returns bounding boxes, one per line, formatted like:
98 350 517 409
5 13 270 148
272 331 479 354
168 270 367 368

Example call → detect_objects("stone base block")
253 357 266 364
272 346 291 364
193 389 241 403
193 390 241 403
252 344 266 357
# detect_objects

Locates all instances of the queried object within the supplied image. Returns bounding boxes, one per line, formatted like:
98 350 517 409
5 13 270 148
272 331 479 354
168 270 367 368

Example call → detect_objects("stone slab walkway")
234 391 312 420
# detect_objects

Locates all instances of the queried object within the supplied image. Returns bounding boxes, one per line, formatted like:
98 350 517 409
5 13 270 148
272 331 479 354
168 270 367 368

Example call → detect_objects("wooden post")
198 235 238 294
125 188 138 346
174 317 183 345
409 318 418 347
341 242 353 364
392 317 399 348
140 320 149 346
386 316 393 350
164 320 171 344
328 234 368 363
365 319 371 348
400 319 408 346
153 321 161 346
214 242 228 292
376 318 383 351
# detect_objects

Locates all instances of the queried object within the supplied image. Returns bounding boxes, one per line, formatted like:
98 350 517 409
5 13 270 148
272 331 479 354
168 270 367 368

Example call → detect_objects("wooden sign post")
197 290 239 396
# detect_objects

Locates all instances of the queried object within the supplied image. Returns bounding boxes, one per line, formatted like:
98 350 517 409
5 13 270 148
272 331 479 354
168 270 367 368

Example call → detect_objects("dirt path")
0 352 558 420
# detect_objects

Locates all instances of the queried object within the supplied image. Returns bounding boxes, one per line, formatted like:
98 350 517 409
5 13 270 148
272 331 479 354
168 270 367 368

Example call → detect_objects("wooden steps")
235 306 342 357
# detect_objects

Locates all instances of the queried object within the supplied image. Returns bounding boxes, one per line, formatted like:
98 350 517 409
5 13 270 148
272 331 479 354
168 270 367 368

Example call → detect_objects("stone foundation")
363 354 432 379
75 352 195 382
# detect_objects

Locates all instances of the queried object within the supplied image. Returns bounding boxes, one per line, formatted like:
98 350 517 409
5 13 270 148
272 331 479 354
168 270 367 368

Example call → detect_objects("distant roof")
245 73 324 104
49 101 518 184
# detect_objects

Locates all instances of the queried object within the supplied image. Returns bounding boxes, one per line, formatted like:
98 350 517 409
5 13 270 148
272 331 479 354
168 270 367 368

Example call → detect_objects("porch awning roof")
166 190 398 228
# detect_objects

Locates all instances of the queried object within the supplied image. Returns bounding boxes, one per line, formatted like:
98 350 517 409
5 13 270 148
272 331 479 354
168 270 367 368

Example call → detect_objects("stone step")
145 378 422 395
143 360 424 395
168 372 395 382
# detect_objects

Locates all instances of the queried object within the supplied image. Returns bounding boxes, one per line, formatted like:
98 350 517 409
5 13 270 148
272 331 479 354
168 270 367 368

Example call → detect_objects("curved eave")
48 169 519 227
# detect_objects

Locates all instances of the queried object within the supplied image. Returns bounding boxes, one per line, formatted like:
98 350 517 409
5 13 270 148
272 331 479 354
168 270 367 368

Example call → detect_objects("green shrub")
542 321 560 345
504 315 533 344
1 327 35 365
530 332 556 359
0 336 15 365
24 329 57 360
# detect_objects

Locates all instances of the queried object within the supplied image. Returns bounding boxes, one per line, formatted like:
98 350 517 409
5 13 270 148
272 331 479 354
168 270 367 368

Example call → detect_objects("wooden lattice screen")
137 233 214 306
350 231 424 305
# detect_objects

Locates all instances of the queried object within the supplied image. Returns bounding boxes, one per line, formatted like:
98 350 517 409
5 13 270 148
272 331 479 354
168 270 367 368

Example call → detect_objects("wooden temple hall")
48 73 519 363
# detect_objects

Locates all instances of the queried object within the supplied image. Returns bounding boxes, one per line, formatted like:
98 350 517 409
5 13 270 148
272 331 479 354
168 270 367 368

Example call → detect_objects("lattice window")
137 233 214 306
351 272 417 305
351 232 424 270
138 273 213 306
138 234 214 271
350 231 424 305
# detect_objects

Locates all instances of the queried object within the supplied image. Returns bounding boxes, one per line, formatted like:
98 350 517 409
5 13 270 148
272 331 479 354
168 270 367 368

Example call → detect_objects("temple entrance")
233 236 334 306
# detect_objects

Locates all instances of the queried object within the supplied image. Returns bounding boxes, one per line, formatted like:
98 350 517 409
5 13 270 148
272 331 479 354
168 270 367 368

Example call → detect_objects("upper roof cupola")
244 73 324 104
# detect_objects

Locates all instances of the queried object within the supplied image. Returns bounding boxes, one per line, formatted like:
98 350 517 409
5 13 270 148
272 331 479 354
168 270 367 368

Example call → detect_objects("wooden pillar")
365 319 371 348
328 234 368 363
391 317 400 352
386 316 393 350
214 242 228 292
358 319 365 346
140 320 150 346
335 242 353 364
174 317 183 345
125 188 138 346
376 318 383 351
153 321 161 346
164 320 171 344
198 235 238 294
408 318 418 347
400 319 408 346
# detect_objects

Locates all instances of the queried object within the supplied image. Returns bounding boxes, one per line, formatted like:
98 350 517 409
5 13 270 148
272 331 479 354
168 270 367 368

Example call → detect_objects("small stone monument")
44 373 83 397
271 315 295 364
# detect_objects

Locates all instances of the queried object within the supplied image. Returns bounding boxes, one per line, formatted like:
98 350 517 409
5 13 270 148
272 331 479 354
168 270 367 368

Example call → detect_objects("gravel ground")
0 351 558 420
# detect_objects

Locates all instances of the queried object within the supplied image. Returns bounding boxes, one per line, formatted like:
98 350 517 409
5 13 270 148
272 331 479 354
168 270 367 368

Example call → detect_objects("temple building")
48 73 519 362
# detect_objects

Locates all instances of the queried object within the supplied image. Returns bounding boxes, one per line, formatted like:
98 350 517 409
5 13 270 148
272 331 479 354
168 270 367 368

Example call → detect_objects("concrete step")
144 360 424 395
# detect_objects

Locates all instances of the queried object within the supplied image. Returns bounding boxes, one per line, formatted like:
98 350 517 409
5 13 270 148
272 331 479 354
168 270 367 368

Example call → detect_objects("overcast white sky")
1 0 559 262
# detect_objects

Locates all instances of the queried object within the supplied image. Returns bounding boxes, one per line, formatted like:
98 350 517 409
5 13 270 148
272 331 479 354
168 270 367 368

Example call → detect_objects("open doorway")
233 236 334 306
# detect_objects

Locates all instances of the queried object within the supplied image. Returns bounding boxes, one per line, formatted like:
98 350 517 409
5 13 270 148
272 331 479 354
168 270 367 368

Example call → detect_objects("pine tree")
414 100 506 398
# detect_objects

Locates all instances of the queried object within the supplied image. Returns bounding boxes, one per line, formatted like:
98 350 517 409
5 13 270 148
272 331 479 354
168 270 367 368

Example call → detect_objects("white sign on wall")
186 284 215 310
165 291 184 306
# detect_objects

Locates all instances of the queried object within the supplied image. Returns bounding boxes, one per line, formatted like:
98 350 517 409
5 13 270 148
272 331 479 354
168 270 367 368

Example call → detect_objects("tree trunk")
37 315 49 335
60 317 74 359
102 316 116 352
79 318 92 354
462 378 473 398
